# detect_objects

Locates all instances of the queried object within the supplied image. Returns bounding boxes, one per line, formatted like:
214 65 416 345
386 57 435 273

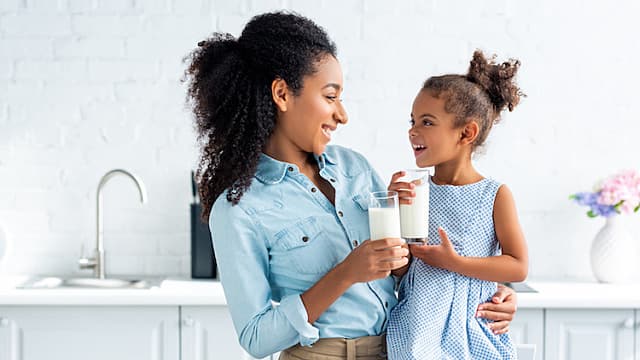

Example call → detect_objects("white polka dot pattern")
387 178 517 359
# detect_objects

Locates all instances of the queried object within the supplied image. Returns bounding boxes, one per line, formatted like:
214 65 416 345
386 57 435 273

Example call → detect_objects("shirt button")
338 211 343 217
385 301 389 308
302 236 309 242
330 178 336 182
287 166 293 172
353 240 358 247
311 187 317 193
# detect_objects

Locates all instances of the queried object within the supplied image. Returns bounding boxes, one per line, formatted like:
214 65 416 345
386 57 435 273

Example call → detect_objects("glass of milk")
399 169 430 244
367 191 401 240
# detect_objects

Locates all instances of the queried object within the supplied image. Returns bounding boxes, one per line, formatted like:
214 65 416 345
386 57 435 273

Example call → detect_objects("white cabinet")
545 309 635 360
0 306 179 360
510 309 544 360
180 306 272 360
636 309 640 360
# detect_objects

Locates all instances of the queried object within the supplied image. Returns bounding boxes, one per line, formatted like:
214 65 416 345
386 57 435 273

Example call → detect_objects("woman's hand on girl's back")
338 238 409 283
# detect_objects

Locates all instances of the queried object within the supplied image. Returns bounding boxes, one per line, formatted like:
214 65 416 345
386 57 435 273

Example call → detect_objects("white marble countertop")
0 277 228 306
2 276 640 308
519 281 640 309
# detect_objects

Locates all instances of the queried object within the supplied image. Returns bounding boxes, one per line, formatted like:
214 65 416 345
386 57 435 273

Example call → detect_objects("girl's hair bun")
467 50 523 113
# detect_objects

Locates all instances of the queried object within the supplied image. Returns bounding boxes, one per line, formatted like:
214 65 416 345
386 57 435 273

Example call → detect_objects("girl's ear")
460 120 480 145
271 78 289 112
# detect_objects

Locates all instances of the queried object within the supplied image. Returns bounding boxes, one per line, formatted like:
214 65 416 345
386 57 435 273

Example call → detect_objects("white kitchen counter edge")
518 281 640 309
0 279 228 306
3 279 640 308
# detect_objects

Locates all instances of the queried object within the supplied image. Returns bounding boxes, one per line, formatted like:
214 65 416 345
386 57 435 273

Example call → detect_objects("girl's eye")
422 120 433 126
326 96 337 101
409 119 415 126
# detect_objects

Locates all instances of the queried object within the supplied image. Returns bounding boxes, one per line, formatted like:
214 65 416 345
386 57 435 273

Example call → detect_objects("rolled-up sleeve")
210 197 319 358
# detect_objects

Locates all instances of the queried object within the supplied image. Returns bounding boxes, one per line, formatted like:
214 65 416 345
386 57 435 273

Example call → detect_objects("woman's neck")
263 136 318 174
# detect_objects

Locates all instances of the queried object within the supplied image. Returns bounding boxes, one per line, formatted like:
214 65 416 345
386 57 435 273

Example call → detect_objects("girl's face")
277 55 347 156
409 90 464 168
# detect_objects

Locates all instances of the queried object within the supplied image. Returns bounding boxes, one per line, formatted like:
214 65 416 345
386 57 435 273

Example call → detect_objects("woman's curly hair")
423 50 524 149
183 11 337 222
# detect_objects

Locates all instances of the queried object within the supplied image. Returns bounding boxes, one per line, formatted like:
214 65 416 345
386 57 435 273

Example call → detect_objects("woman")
184 11 517 359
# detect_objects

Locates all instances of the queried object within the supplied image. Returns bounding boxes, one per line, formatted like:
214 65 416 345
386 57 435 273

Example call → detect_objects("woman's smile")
322 123 336 141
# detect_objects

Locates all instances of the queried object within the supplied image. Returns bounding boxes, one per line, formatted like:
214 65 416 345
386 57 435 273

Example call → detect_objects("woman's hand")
476 284 517 334
338 238 409 283
388 171 415 205
409 227 459 272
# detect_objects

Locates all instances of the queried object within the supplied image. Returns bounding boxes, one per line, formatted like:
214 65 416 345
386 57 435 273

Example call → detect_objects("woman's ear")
271 78 289 112
460 120 480 145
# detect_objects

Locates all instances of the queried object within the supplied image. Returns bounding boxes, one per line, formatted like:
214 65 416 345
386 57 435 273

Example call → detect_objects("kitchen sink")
18 276 160 289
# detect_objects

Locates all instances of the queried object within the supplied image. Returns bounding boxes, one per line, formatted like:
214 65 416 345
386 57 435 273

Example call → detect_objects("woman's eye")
422 120 432 126
409 119 415 126
326 96 337 101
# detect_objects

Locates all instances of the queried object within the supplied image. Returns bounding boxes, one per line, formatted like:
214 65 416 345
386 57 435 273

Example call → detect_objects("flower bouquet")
570 169 640 217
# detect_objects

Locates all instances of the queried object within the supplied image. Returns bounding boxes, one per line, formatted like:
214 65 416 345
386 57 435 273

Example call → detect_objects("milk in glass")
367 191 401 240
368 207 401 240
399 169 430 244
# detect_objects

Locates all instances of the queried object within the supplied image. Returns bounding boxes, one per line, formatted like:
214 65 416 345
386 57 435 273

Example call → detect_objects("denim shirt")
210 145 398 358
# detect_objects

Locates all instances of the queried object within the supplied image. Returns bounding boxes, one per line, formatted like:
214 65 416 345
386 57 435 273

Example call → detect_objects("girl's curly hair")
183 12 337 221
423 50 524 149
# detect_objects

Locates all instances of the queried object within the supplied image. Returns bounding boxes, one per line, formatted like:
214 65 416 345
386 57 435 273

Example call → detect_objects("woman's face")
276 55 348 156
409 90 462 168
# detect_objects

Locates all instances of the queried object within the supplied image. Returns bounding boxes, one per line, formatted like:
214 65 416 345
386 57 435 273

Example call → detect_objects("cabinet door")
0 306 179 360
180 306 271 360
636 309 640 360
545 309 634 360
510 308 544 360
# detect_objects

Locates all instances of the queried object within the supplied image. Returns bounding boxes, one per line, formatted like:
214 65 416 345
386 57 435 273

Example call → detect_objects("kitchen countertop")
518 281 640 309
2 277 640 308
0 277 228 306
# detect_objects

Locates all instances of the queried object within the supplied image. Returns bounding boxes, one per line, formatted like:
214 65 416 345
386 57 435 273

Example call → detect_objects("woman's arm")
301 238 408 322
409 185 528 282
212 199 408 357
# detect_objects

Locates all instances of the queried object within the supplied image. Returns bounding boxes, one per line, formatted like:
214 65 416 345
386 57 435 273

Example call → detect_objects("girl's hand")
409 227 459 271
387 171 415 205
338 238 409 283
476 284 517 334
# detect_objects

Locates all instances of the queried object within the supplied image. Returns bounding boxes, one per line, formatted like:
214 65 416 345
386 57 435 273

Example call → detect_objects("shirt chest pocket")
270 216 339 275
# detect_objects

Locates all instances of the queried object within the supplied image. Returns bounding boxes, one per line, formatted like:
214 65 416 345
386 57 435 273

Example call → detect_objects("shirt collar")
255 151 338 184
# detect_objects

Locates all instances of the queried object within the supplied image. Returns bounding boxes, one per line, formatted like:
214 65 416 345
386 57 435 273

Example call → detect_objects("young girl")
386 51 528 359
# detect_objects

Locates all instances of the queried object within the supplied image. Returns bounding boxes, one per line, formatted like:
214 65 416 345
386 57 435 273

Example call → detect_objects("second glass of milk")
400 169 430 244
368 191 401 240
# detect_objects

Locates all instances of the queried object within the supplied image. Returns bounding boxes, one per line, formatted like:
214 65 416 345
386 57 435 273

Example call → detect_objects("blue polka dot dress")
387 177 517 360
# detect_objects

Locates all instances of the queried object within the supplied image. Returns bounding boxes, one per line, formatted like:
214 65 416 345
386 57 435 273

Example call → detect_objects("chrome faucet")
79 169 147 279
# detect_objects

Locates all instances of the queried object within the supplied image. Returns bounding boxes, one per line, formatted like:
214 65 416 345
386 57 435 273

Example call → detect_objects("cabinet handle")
0 317 8 327
182 317 194 327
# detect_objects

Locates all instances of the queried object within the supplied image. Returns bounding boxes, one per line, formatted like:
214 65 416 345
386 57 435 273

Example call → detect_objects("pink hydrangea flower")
597 170 640 214
572 170 640 218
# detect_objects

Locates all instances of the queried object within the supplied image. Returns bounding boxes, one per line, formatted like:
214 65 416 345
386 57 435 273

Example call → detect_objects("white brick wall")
0 0 639 281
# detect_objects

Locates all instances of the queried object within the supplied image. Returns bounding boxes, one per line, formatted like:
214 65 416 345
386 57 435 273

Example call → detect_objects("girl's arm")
410 185 528 282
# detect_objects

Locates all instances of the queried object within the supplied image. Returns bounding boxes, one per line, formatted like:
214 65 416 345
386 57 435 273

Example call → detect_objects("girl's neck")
432 161 482 186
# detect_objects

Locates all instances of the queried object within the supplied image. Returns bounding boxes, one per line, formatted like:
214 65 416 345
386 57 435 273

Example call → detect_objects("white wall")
0 0 638 281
